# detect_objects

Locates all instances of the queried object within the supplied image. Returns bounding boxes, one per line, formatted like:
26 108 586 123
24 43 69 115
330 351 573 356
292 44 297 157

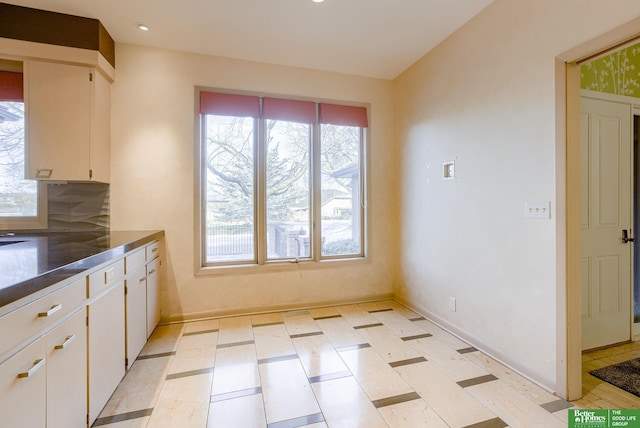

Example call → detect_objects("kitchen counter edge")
0 230 164 317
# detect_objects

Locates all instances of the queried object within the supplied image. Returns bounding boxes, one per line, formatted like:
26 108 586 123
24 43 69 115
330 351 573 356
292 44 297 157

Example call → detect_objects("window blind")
319 103 368 127
200 91 260 117
262 97 316 124
0 71 23 102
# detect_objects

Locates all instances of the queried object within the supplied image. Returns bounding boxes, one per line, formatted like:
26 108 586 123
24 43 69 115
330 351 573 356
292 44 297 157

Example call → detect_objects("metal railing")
206 224 253 256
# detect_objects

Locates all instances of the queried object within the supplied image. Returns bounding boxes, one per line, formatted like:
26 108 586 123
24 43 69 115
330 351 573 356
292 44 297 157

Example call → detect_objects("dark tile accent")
281 310 310 318
267 412 324 428
258 354 298 365
401 333 433 341
47 183 110 231
368 308 393 313
457 347 478 354
457 374 499 388
210 387 263 403
336 343 372 352
409 317 426 321
308 371 352 384
462 417 508 428
183 328 219 336
136 351 176 361
165 367 213 380
372 392 421 408
217 340 255 349
354 323 384 329
253 321 285 328
290 331 324 339
313 314 342 320
389 357 428 368
540 398 574 413
92 408 153 426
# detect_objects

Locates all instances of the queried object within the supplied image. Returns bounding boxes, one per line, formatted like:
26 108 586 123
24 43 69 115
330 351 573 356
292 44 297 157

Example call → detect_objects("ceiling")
4 0 494 80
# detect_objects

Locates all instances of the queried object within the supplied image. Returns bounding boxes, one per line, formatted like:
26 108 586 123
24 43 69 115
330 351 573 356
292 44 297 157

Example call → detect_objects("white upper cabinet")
25 60 111 182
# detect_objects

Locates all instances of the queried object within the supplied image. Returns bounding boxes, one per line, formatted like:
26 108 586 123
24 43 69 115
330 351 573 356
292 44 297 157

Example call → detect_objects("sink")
0 240 24 247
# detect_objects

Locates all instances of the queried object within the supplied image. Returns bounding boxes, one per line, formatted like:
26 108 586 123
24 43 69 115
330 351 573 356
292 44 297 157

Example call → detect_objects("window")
0 63 47 230
198 91 367 267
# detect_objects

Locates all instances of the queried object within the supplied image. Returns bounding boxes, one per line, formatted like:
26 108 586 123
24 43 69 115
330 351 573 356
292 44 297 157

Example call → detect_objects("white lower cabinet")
46 308 87 428
0 291 87 428
1 237 163 427
0 337 47 428
88 281 125 424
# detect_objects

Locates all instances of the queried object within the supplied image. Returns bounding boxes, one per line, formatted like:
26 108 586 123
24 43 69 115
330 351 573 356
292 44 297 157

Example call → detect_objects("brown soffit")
0 3 115 68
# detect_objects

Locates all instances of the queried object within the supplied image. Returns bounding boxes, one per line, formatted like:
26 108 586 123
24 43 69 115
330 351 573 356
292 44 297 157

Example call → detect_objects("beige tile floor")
92 300 578 428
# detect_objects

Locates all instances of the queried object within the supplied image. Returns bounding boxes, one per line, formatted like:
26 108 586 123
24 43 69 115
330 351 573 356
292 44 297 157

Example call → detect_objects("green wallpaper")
581 43 640 98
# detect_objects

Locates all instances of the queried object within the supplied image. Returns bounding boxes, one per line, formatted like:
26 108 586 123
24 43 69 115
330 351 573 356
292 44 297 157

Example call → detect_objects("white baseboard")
161 292 395 324
395 298 557 393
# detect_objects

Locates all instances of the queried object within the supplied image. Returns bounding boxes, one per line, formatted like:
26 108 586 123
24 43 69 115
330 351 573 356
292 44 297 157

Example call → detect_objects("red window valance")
262 97 316 124
319 103 368 127
200 91 260 118
199 91 368 128
0 71 23 102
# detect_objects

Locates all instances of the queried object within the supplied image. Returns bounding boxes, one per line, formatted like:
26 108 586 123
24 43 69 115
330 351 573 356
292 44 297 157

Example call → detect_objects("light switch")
525 201 551 219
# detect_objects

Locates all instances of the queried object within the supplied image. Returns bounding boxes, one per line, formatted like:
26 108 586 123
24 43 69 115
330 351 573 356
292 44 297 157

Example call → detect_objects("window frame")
0 63 47 231
195 89 369 272
0 182 48 230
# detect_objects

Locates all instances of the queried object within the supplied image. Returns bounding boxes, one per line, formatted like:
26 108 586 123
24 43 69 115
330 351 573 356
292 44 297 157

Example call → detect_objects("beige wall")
109 44 397 321
394 0 640 391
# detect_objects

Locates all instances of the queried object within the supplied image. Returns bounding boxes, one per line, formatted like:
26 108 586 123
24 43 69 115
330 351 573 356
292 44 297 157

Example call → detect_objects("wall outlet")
449 297 456 312
443 161 455 180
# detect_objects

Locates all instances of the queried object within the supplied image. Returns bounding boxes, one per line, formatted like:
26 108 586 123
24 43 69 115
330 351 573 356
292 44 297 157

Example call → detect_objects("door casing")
557 17 640 401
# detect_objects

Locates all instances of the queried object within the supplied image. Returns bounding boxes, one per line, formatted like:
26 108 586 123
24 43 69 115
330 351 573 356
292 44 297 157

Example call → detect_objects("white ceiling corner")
4 0 494 79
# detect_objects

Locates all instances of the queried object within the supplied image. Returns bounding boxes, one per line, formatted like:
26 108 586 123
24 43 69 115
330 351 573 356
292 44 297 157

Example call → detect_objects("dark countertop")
0 230 164 313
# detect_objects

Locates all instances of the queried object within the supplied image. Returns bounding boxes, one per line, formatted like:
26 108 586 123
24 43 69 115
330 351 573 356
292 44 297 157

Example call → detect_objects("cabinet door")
47 309 87 428
0 337 46 428
26 60 93 181
88 281 125 424
126 265 147 367
89 68 111 183
146 258 160 338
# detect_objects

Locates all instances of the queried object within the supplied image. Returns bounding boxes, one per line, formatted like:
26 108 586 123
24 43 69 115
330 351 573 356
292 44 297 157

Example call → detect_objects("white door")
88 282 125 424
126 265 147 366
581 95 632 350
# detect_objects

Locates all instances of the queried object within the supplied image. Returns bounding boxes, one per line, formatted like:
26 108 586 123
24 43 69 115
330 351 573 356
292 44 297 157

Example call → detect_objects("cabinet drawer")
125 248 145 275
146 241 160 262
88 258 124 298
0 278 86 358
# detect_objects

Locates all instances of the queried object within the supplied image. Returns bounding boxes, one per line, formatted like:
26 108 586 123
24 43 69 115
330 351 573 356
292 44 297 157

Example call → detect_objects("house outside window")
198 90 368 268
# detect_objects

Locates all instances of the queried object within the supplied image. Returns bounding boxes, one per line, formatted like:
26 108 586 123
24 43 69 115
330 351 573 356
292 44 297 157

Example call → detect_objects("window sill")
195 256 369 277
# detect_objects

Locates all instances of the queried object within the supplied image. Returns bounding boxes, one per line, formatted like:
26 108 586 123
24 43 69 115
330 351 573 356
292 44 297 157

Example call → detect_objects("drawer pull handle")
104 268 115 283
151 248 158 253
55 335 76 350
18 358 45 378
148 269 156 275
139 277 147 283
38 304 62 317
